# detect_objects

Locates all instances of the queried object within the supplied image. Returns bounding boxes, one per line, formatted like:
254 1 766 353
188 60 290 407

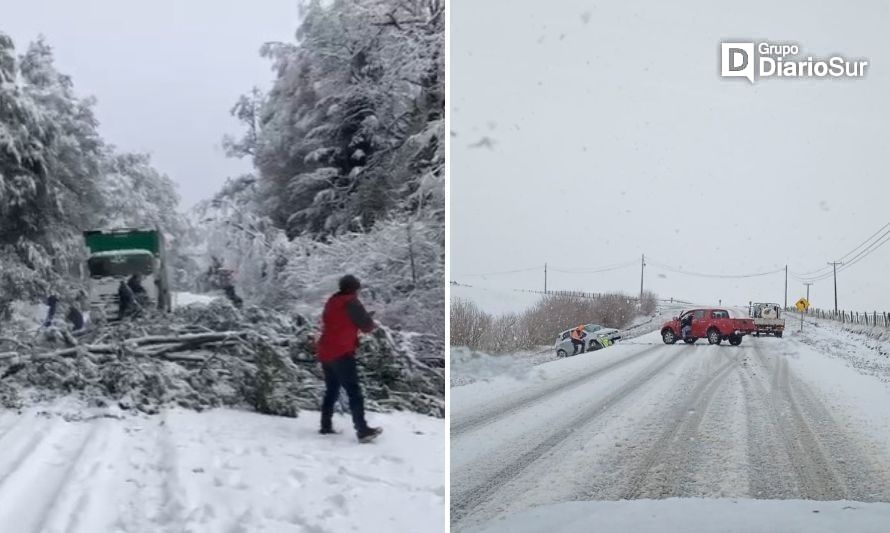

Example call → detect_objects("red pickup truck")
661 308 756 346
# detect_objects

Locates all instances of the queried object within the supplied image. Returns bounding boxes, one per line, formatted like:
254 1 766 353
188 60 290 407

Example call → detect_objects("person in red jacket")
316 275 383 443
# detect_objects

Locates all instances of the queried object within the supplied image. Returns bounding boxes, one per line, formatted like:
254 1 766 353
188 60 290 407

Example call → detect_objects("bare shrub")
641 290 658 315
450 298 491 349
451 291 652 353
479 312 533 353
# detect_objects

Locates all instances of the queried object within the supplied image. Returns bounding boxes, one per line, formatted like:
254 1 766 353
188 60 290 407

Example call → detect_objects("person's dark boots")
319 427 338 435
357 426 383 443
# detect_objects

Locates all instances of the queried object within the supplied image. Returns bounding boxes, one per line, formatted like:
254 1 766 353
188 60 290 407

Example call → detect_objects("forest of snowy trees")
201 0 445 334
1 0 444 335
0 34 195 319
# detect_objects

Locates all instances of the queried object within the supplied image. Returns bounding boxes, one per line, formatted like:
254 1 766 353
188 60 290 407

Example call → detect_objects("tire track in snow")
63 420 116 533
452 344 663 437
751 340 890 501
0 417 100 533
0 412 28 443
452 348 683 524
0 415 56 489
117 415 186 532
30 420 103 533
618 352 739 499
154 413 188 531
736 347 798 499
749 342 848 500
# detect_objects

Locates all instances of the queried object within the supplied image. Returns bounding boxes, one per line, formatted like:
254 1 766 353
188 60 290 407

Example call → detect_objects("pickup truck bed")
753 318 784 337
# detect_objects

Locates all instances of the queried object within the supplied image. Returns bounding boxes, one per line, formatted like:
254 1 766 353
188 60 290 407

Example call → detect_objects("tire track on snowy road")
747 340 890 501
31 420 103 533
736 347 797 499
0 416 56 490
750 342 845 500
452 344 664 437
618 352 739 499
451 347 683 525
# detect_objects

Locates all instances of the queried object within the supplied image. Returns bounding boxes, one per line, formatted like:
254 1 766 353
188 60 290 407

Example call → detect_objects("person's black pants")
321 355 368 431
571 338 585 354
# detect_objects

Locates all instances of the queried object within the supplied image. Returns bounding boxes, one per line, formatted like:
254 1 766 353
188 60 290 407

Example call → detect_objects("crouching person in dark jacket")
316 275 383 443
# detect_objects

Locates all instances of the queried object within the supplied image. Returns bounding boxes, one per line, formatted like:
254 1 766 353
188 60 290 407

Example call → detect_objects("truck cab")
84 229 172 319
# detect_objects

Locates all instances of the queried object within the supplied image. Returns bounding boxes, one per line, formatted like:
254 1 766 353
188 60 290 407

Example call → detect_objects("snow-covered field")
449 283 543 316
451 318 890 531
0 401 445 532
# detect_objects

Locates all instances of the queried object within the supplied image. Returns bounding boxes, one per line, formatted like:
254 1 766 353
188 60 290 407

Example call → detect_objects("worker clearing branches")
316 275 383 444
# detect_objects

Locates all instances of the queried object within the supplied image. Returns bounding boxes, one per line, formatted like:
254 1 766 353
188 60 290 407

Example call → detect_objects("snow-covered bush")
196 191 444 339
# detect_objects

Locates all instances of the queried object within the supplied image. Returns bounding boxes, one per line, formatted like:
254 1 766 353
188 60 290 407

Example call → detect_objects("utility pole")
784 265 788 310
544 263 548 294
828 261 843 314
639 254 645 307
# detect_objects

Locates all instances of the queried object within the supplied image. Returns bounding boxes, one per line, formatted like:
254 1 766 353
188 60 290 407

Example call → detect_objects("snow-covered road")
452 323 890 531
0 403 444 532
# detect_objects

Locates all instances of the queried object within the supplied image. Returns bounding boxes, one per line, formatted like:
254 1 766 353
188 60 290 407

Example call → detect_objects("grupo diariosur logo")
721 42 868 83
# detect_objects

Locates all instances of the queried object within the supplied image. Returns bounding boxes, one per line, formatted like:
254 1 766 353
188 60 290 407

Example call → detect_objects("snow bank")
787 314 890 382
466 499 890 533
0 401 444 532
452 331 663 418
450 347 551 387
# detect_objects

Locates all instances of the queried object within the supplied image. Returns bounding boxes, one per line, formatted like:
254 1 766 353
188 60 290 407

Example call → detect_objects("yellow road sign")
795 298 810 312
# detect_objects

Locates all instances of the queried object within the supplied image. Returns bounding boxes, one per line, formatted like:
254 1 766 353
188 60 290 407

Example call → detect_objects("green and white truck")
84 228 172 318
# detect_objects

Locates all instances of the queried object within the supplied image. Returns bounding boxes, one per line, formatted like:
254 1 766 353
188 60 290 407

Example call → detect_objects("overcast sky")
3 0 299 208
451 0 890 312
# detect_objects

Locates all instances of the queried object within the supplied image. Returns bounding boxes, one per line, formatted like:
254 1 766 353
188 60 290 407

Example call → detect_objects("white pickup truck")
749 302 785 338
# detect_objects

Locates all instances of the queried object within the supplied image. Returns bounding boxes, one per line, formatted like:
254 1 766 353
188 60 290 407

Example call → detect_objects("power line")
460 265 543 277
791 221 890 279
837 222 890 262
647 259 785 279
549 260 638 274
803 230 890 282
460 258 638 279
834 231 890 272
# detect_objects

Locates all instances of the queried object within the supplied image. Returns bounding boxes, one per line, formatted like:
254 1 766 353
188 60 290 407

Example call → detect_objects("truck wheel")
707 328 722 345
774 331 783 338
557 349 567 358
662 329 677 344
729 335 742 346
683 337 697 344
